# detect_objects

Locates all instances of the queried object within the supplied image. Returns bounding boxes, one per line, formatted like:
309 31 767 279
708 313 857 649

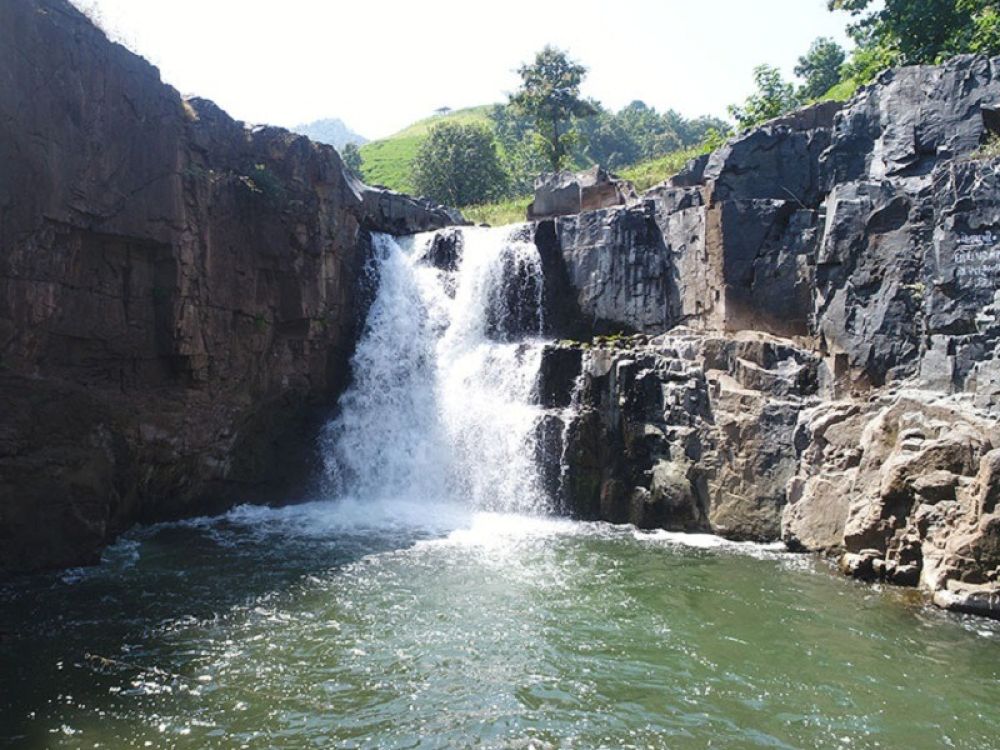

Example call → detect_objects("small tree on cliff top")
728 64 800 131
510 46 597 172
341 142 363 176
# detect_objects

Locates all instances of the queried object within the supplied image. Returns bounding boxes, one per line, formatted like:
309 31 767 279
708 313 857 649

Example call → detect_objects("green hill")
359 105 496 193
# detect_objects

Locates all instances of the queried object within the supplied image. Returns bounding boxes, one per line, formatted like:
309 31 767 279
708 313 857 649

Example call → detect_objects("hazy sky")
77 0 854 139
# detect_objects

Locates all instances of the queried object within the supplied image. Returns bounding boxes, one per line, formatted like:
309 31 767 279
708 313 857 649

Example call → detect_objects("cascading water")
321 225 550 514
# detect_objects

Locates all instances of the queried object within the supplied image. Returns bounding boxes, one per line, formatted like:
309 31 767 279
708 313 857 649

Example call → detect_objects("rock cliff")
0 0 459 572
536 56 1000 617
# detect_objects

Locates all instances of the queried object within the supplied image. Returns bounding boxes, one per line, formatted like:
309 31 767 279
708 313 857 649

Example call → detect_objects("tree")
411 122 508 207
615 101 682 160
829 0 1000 83
574 105 640 170
795 37 847 99
341 142 362 176
958 0 1000 55
489 103 549 193
510 46 598 172
728 64 800 131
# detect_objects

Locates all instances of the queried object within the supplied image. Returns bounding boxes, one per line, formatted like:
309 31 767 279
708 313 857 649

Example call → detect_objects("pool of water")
2 500 998 749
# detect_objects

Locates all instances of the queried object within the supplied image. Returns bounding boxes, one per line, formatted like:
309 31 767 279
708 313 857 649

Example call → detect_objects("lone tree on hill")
510 46 597 172
411 122 508 207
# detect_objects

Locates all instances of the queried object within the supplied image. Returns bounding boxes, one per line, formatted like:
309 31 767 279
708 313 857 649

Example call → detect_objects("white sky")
77 0 855 140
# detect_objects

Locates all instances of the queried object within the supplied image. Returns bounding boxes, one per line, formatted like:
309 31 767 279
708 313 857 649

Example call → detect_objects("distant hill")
292 118 367 150
359 105 496 193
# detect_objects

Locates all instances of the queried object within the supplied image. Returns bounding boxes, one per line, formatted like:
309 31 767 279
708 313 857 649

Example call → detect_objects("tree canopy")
795 37 847 99
411 122 508 207
509 46 598 171
831 0 1000 82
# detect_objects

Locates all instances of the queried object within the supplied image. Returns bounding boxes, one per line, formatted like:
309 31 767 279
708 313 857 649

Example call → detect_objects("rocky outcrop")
539 331 820 540
536 56 1000 617
527 166 637 221
0 0 459 572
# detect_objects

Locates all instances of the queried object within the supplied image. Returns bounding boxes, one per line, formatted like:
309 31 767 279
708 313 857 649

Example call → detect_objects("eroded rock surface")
540 330 820 541
535 56 1000 617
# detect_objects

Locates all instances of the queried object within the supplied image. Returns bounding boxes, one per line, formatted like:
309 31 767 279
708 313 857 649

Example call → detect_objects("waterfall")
321 225 551 515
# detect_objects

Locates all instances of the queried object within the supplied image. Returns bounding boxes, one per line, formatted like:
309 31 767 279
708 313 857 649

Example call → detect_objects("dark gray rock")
547 330 821 540
821 56 1000 190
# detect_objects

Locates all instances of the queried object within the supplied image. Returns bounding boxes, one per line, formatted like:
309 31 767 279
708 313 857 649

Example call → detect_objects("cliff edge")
0 0 459 572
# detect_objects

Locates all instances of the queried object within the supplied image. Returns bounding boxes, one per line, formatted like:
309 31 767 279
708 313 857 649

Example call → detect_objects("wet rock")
933 581 1000 619
536 344 584 409
421 227 464 272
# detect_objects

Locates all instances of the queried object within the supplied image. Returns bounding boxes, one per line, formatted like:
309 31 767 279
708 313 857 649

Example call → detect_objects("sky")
76 0 855 140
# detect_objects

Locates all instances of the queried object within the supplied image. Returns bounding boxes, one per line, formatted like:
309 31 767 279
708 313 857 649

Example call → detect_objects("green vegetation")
411 122 508 206
389 105 494 140
618 146 709 192
728 64 801 131
358 106 493 192
795 37 847 99
354 46 726 201
831 0 1000 82
461 196 533 226
818 77 860 102
458 144 712 226
729 2 1000 132
359 4 1000 221
341 142 362 176
971 132 1000 159
509 46 598 172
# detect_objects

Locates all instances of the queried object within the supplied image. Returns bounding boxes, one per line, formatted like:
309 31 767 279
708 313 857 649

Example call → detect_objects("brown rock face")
0 0 458 572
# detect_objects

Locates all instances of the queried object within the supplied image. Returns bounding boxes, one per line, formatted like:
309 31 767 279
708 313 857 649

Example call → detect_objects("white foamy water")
321 226 549 515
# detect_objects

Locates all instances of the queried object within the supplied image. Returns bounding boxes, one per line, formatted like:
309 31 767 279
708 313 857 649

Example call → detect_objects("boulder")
527 166 637 220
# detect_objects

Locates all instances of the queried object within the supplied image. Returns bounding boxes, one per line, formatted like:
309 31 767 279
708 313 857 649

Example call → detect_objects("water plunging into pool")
321 226 550 515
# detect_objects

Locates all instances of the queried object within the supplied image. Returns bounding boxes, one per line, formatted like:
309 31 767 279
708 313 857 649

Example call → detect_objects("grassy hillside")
359 105 495 193
460 145 712 226
618 146 707 192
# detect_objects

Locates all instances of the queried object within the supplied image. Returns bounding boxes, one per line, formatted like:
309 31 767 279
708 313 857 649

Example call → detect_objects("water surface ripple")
2 502 998 749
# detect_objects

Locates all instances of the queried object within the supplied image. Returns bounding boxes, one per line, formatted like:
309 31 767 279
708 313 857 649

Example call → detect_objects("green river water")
1 500 998 750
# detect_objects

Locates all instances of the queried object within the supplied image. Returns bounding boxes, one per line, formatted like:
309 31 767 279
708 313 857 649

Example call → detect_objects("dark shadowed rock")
0 0 460 573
